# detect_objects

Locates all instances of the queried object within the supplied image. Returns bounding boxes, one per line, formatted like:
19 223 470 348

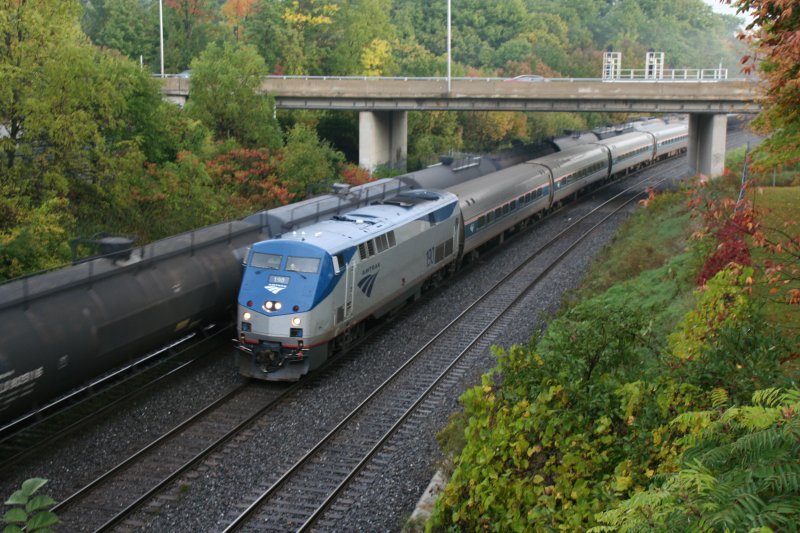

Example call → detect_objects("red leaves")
638 187 656 208
205 147 296 211
339 163 374 186
695 202 757 287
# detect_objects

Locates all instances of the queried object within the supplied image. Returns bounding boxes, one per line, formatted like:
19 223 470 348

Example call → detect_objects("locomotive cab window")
286 256 320 273
251 252 282 270
332 254 345 274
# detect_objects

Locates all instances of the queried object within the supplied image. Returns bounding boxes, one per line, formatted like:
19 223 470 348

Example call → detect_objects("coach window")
286 256 321 273
251 252 282 270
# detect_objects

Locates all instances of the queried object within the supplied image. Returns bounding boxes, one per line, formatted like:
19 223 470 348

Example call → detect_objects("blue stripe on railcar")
463 185 549 240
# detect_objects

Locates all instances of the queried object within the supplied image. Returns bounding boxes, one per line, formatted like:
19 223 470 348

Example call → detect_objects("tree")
325 0 396 76
0 0 174 278
279 123 343 197
163 0 216 71
247 0 339 75
1 0 83 174
91 0 156 63
728 0 800 170
221 0 258 41
458 112 527 152
184 41 281 148
205 146 295 213
406 110 462 170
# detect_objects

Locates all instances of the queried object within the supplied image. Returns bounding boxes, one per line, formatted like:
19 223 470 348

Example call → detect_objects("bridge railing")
160 74 743 86
602 68 728 81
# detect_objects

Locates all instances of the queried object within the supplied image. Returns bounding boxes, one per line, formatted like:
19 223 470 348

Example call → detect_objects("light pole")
447 0 451 92
159 0 165 77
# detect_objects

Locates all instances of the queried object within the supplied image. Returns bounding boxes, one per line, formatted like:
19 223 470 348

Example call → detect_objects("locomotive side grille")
445 238 454 257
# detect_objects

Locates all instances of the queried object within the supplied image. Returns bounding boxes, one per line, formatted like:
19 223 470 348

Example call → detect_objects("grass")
747 186 800 371
565 185 701 308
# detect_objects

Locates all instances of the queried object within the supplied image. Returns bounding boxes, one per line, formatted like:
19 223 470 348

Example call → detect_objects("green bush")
593 388 800 532
429 261 794 531
3 478 58 533
667 266 793 403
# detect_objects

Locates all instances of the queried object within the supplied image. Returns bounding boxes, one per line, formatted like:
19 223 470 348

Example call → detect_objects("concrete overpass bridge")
161 76 761 176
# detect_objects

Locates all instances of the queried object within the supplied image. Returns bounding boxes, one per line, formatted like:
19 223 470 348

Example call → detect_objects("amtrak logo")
357 272 379 297
265 284 286 294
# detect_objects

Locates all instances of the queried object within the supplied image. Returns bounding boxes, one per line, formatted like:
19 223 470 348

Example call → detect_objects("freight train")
1 129 614 426
235 119 689 380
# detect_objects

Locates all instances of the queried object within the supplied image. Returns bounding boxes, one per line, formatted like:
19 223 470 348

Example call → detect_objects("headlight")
243 312 251 321
264 301 273 310
291 317 302 326
275 302 283 310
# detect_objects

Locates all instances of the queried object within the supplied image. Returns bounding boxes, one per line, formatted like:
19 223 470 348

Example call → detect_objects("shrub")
2 478 58 533
668 266 792 403
593 388 800 533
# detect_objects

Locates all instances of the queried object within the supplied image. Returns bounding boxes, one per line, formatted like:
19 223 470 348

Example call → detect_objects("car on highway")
506 74 547 82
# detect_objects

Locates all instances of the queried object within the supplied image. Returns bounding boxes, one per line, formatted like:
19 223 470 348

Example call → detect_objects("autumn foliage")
205 148 295 211
728 0 800 170
696 210 753 286
338 163 374 186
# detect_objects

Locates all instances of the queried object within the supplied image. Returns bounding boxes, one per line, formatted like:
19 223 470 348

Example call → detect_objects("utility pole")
447 0 451 92
159 0 165 77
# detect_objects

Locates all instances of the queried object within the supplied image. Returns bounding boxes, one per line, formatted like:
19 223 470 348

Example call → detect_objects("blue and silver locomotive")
236 190 462 380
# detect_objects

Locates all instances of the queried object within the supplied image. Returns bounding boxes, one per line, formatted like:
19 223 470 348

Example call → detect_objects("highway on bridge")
162 76 760 114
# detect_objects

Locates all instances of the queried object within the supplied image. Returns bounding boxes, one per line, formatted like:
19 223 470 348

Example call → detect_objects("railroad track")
0 324 230 471
49 379 295 531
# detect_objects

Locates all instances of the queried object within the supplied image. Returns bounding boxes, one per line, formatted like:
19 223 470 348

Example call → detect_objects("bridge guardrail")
158 74 752 85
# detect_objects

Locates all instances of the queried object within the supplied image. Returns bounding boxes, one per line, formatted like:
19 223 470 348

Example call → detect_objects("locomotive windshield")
251 252 282 270
286 256 320 273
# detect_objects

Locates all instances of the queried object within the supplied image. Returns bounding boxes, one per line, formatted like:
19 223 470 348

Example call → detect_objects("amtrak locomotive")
236 119 689 380
237 190 461 380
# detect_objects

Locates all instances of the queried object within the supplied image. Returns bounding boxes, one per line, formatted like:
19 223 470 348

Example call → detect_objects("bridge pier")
688 113 727 177
359 111 407 172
